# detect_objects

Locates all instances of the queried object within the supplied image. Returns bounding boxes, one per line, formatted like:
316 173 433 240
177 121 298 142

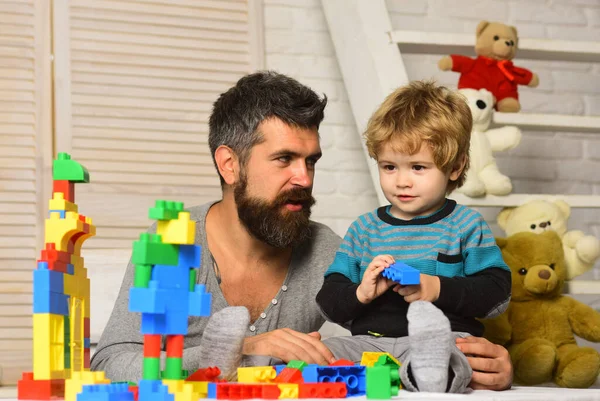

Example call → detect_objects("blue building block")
317 366 366 396
84 338 91 348
49 210 66 218
33 269 64 293
33 291 69 315
67 263 75 274
189 284 211 317
78 383 134 401
151 264 190 290
129 286 166 314
207 382 217 399
178 244 201 269
381 262 420 285
302 364 320 383
137 380 173 401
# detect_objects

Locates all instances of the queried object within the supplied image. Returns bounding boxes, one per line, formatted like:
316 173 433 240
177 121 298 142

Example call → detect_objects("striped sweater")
316 199 511 337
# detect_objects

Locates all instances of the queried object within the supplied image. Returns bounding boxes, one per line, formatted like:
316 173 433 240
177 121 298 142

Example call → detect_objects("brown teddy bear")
482 231 600 388
438 21 539 112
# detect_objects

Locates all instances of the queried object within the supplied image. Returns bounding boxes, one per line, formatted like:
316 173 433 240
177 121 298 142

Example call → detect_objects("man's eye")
278 156 291 163
307 158 318 168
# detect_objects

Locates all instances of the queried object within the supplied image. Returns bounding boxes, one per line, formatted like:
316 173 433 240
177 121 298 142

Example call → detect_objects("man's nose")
291 163 312 187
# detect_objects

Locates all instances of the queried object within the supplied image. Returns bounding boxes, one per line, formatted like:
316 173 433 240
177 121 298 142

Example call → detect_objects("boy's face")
233 118 322 247
377 143 460 220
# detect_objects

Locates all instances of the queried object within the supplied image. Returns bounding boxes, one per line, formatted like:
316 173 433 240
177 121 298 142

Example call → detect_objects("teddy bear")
497 199 600 280
482 231 600 388
455 88 521 197
438 20 539 112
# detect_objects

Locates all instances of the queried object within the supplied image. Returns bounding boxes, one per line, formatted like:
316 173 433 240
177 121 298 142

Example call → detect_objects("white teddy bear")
497 199 600 280
457 88 522 197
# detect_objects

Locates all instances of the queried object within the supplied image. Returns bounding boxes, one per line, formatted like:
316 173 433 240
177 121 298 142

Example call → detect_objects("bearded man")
92 72 513 391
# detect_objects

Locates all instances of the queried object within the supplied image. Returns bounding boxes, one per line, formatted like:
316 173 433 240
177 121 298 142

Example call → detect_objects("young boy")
316 81 511 393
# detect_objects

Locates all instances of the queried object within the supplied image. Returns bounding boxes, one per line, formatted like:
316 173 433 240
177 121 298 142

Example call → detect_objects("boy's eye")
382 165 395 171
412 165 425 171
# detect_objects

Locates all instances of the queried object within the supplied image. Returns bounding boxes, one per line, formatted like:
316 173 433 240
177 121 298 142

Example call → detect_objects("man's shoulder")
308 220 342 251
186 201 219 222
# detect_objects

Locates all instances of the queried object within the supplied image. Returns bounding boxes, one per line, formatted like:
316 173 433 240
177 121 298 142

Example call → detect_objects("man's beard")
234 175 315 248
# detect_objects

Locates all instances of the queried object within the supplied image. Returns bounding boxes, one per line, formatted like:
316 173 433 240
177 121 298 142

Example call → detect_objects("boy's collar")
377 199 457 226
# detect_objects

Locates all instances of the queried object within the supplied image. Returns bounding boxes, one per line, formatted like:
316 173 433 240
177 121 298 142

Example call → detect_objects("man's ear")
214 145 239 186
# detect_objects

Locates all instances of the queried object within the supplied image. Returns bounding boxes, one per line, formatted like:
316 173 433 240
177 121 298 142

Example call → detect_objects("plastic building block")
49 192 78 213
53 153 89 183
162 357 183 380
161 379 202 401
156 211 195 245
65 371 111 401
329 359 354 366
381 262 420 285
277 383 299 399
298 383 347 398
149 200 184 221
131 233 179 267
137 380 174 401
317 366 366 396
366 365 400 399
53 180 75 202
186 367 221 382
286 361 307 371
274 367 304 384
18 372 65 400
238 367 277 383
77 383 134 401
208 383 280 400
374 354 401 368
300 365 319 383
189 284 212 317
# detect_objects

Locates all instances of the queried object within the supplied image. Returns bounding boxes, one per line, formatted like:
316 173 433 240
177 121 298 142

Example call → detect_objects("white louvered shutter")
55 0 253 343
0 0 52 385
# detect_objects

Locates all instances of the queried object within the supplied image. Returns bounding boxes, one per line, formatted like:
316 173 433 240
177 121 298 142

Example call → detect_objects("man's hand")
393 274 440 303
356 255 396 304
456 336 513 390
243 329 335 365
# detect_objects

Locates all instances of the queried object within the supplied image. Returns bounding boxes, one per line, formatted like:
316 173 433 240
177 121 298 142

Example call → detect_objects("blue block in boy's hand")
381 262 420 285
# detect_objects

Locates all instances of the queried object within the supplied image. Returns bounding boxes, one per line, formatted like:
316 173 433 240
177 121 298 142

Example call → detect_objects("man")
91 71 512 390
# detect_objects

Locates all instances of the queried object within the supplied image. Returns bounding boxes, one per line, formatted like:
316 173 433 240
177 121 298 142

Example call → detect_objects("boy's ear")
214 145 239 185
449 155 467 181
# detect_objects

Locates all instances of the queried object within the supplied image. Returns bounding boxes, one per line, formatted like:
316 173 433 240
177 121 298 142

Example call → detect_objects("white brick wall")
262 0 600 281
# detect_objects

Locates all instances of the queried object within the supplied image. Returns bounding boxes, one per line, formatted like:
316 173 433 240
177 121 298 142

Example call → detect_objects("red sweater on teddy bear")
451 55 534 105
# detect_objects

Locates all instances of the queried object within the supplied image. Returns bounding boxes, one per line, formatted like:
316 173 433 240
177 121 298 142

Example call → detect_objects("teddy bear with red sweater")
438 21 539 112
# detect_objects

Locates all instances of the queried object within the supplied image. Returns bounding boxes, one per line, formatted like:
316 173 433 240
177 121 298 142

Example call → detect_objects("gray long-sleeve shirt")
90 201 342 382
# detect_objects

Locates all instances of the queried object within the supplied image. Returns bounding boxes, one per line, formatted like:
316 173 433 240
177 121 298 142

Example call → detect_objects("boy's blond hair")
363 80 472 193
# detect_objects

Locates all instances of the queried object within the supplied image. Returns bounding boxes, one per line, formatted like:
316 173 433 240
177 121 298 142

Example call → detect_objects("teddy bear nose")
538 270 551 280
476 100 486 110
539 222 547 228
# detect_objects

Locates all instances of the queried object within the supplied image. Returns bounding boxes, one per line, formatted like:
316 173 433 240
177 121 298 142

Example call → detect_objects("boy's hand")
393 274 440 302
356 255 396 304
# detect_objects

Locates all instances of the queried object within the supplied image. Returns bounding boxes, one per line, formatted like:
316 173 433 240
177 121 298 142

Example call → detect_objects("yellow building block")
45 212 84 252
277 383 298 399
49 192 78 213
360 352 400 367
189 381 208 398
156 211 195 245
33 313 65 380
238 366 277 383
65 371 110 401
162 379 202 401
71 216 96 255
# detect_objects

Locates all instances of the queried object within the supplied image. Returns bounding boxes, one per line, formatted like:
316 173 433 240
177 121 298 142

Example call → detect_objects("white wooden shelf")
449 193 600 208
389 30 600 63
565 280 600 295
493 113 600 134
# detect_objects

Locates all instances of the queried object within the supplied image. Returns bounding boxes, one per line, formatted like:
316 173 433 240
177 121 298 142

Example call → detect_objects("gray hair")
208 70 328 185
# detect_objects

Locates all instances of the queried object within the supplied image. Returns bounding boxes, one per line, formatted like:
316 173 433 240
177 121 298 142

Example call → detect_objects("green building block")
64 315 71 369
374 354 400 368
143 357 161 380
366 365 400 399
134 264 153 288
162 357 183 380
132 233 179 266
149 200 184 221
189 269 197 292
53 152 90 183
286 360 307 371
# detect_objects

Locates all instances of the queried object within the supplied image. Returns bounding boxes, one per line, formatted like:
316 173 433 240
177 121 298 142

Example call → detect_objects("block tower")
129 200 212 400
18 153 99 399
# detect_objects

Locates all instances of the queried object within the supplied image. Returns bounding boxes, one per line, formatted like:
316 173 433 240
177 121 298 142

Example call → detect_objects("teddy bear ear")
496 207 514 231
476 20 490 37
554 199 571 219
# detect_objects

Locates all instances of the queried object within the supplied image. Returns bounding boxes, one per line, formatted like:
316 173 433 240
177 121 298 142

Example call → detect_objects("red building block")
186 366 222 382
274 367 303 384
53 180 74 203
17 372 65 400
329 359 354 366
299 383 347 398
